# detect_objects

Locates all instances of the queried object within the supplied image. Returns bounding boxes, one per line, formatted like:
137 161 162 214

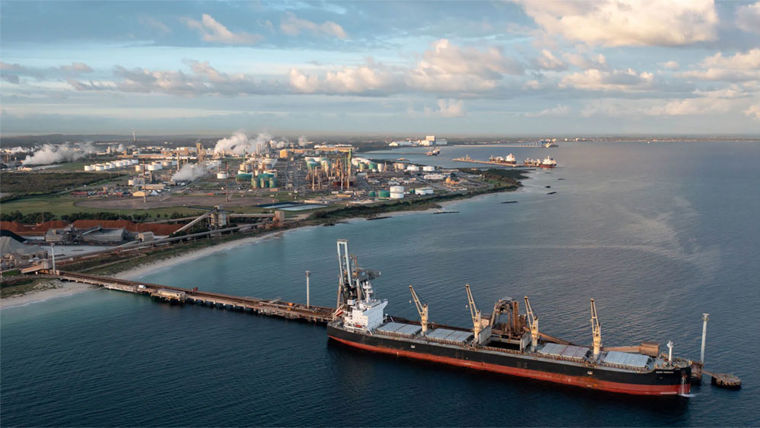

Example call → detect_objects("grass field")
0 171 122 199
1 194 207 218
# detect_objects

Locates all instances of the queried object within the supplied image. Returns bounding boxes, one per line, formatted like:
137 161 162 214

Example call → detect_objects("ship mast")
590 298 602 358
524 296 539 351
409 285 429 335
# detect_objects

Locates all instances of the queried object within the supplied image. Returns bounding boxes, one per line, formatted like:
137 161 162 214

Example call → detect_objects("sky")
1 0 760 136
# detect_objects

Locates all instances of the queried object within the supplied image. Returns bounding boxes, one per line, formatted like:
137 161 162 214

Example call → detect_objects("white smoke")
23 142 96 165
4 146 29 154
298 136 312 147
171 163 210 182
213 131 271 156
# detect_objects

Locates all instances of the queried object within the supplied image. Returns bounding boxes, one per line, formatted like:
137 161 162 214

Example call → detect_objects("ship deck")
368 319 671 374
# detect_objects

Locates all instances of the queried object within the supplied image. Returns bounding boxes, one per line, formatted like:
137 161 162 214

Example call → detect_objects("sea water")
2 141 758 426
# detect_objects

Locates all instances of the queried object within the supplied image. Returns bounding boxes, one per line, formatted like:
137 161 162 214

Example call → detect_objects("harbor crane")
465 284 490 344
409 285 429 335
335 239 379 310
524 296 539 351
590 298 602 358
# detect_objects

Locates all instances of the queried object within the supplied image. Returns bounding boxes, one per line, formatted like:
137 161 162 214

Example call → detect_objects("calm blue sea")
2 141 759 426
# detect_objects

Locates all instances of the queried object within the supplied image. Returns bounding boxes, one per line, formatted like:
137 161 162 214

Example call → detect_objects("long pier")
48 270 335 324
453 157 538 168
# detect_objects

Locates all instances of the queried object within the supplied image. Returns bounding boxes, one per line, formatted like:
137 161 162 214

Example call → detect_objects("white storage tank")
390 191 404 199
389 185 404 193
377 163 385 172
406 165 420 172
422 165 435 172
217 172 229 179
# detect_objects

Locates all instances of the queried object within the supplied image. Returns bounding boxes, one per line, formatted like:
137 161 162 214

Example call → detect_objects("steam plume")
298 136 312 147
171 163 210 181
213 131 271 155
23 142 96 165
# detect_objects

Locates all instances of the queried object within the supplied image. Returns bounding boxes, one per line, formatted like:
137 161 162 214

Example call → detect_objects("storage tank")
390 191 404 199
406 165 420 172
389 185 404 193
422 165 435 172
378 190 391 198
377 163 385 172
368 191 377 198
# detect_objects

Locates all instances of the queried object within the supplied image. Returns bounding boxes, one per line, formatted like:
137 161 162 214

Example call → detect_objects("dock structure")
49 271 335 324
704 369 742 389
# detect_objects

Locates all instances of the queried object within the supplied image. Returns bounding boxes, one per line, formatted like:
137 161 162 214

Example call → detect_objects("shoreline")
114 201 457 281
0 280 96 310
8 171 528 305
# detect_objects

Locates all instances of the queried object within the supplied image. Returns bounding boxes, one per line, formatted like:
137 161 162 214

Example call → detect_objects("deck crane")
524 296 539 352
408 285 429 335
590 298 602 358
465 284 490 344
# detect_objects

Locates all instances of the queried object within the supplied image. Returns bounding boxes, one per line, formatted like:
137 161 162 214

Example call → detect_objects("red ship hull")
329 334 690 396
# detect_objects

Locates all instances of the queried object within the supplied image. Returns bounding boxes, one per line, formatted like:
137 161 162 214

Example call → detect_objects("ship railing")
597 361 648 372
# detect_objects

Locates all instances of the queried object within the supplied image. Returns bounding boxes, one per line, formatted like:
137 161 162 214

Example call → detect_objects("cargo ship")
426 148 440 156
327 240 691 396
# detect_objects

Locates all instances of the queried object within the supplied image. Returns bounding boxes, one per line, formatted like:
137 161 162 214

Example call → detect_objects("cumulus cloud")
745 105 760 119
428 99 465 117
514 0 718 46
525 104 569 117
680 49 760 82
1 61 93 84
23 142 96 165
406 39 523 92
287 39 523 95
280 13 347 39
535 49 565 70
662 61 680 70
69 61 274 96
184 14 262 45
737 1 760 35
289 60 399 94
580 86 754 118
559 68 654 92
563 52 606 69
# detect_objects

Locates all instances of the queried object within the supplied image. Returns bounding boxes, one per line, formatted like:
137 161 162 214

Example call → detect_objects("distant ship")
327 240 692 396
488 153 516 165
539 156 557 168
544 142 558 148
426 148 440 156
